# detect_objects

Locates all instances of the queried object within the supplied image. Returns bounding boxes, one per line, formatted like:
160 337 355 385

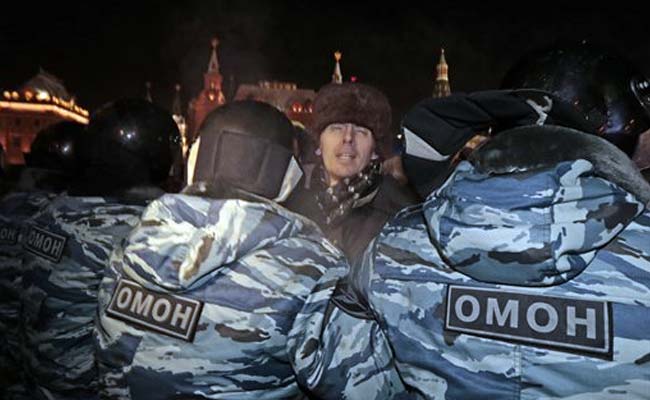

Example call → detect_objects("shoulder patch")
445 285 612 359
106 279 204 342
23 225 67 262
0 225 19 245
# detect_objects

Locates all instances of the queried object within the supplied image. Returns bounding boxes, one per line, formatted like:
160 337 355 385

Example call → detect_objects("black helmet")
502 42 650 156
191 100 300 200
292 122 319 166
79 98 181 192
24 121 84 173
642 167 650 183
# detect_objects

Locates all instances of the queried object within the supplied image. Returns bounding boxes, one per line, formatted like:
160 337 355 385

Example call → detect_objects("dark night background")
2 2 648 123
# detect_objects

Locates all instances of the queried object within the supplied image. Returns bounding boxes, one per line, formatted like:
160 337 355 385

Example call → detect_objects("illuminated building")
433 48 451 98
234 81 315 128
187 38 226 142
183 41 347 142
0 69 89 165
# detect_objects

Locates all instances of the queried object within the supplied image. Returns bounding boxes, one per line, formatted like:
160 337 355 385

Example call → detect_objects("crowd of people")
1 42 649 399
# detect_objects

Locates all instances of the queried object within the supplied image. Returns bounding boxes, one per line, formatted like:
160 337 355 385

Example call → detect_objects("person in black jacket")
285 83 418 265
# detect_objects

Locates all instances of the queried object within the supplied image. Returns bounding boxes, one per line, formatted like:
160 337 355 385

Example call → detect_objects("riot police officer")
20 99 180 400
501 41 650 158
94 100 347 399
0 120 83 400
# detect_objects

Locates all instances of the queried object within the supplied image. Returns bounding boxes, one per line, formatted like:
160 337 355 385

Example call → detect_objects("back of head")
78 98 181 195
502 41 650 156
191 100 299 200
24 121 84 175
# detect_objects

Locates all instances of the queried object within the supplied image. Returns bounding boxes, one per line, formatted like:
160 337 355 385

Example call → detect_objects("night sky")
2 2 649 123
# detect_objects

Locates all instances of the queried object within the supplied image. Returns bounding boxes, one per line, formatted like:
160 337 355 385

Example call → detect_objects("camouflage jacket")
21 194 147 400
290 159 650 399
94 193 347 399
0 190 55 399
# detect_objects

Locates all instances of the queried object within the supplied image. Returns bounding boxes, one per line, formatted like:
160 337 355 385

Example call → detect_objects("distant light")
3 91 10 100
120 129 135 140
0 101 89 124
36 91 50 101
350 76 357 83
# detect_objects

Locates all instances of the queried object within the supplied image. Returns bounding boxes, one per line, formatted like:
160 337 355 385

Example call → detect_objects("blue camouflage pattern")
291 159 650 399
288 284 412 399
21 195 145 400
94 193 347 399
0 190 54 399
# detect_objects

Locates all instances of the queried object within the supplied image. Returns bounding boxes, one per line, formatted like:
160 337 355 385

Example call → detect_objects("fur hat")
309 83 392 158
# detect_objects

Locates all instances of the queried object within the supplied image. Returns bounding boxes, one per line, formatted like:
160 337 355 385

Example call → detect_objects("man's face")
320 122 375 186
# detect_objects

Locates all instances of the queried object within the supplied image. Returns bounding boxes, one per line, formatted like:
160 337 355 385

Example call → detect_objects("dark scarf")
316 160 382 226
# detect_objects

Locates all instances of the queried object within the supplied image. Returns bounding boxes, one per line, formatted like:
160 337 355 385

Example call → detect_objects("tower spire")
332 51 343 84
172 83 182 116
208 37 220 73
145 81 153 102
171 83 188 156
188 37 225 143
432 48 451 98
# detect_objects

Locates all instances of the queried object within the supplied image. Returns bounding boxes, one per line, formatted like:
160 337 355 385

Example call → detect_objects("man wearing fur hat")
286 82 418 264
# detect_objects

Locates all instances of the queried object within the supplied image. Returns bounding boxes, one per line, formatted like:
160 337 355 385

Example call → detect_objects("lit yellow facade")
0 89 88 165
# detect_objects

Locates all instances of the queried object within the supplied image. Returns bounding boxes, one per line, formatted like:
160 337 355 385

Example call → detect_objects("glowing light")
0 101 89 124
3 91 10 100
24 91 33 101
36 91 50 101
11 92 19 100
119 129 135 141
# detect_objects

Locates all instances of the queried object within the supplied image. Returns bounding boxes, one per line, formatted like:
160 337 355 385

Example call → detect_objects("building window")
11 136 21 149
291 102 303 113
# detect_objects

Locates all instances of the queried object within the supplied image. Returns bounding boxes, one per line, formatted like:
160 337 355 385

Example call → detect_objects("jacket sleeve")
287 243 413 400
402 89 590 159
401 89 592 198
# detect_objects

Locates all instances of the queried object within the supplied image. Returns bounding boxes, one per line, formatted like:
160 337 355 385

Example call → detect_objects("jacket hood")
114 193 322 291
424 160 645 286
